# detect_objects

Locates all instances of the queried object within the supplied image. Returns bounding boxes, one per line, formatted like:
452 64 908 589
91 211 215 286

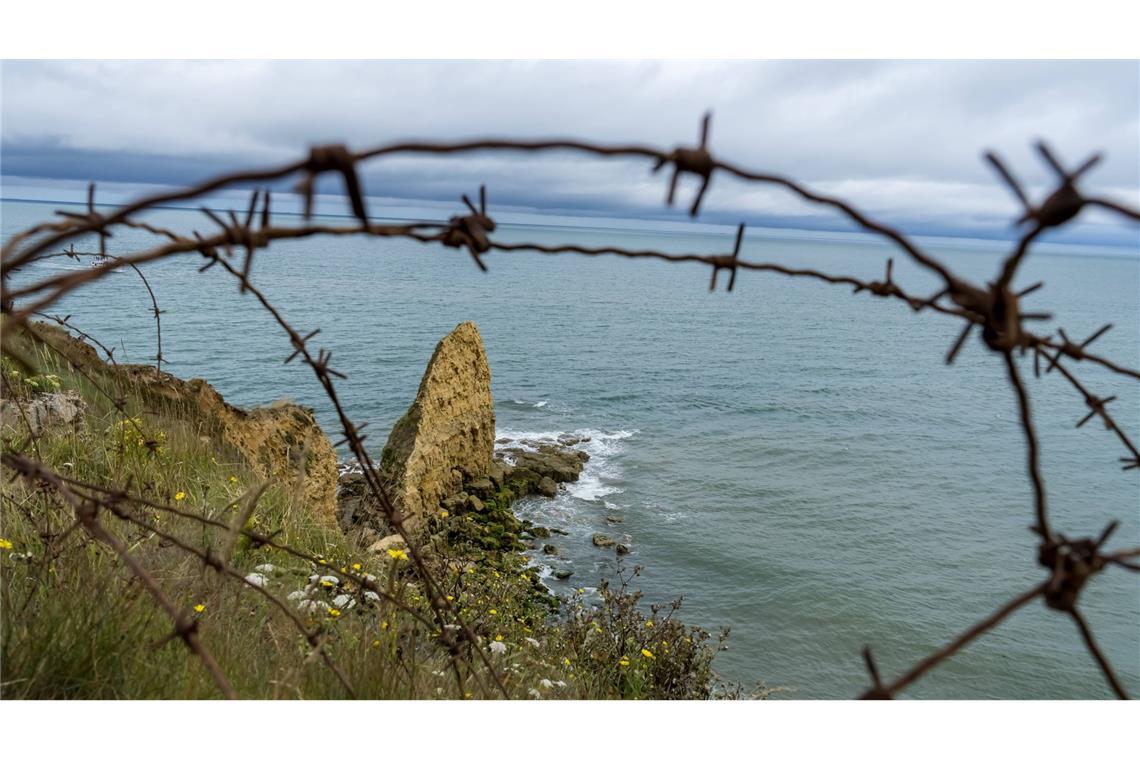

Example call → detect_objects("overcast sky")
2 60 1138 245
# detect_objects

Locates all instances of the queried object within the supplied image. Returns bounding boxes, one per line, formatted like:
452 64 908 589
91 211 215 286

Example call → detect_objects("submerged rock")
557 433 590 446
376 322 495 529
591 533 615 548
536 476 558 498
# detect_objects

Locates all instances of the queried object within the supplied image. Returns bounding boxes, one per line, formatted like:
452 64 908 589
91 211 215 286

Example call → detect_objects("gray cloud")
2 60 1137 244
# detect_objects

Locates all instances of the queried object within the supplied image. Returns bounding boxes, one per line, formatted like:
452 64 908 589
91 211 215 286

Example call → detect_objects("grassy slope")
0 322 733 699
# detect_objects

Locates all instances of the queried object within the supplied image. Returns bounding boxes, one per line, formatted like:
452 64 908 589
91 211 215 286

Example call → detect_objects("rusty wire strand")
859 583 1047 699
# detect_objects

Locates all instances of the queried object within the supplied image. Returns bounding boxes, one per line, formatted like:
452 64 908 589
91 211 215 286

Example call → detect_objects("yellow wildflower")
372 639 381 649
381 620 389 630
495 634 504 642
387 548 408 561
0 538 14 551
563 657 572 666
446 595 454 602
352 563 362 571
645 620 654 628
641 648 655 659
328 608 341 618
228 475 238 483
318 559 327 565
194 603 206 613
320 580 335 588
618 657 631 668
174 491 186 501
488 608 498 615
439 509 449 518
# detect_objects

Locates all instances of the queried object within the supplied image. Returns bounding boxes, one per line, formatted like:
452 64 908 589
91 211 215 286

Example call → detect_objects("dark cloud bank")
2 60 1137 246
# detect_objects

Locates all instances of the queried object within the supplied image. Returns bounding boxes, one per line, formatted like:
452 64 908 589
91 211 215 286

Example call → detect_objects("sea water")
3 196 1138 699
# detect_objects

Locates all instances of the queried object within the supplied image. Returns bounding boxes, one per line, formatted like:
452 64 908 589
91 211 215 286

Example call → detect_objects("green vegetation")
1 322 738 699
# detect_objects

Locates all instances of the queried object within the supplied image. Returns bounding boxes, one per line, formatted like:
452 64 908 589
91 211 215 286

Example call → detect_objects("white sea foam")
507 398 549 408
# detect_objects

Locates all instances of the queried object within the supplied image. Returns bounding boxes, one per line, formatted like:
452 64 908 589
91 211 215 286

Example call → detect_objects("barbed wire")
2 113 1138 699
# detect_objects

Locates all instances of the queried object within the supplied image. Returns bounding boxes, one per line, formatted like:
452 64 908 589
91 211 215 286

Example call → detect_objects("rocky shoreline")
333 322 631 587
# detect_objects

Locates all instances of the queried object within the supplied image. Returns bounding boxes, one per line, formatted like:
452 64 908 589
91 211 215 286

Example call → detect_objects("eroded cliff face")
378 321 495 527
11 322 339 526
121 366 339 525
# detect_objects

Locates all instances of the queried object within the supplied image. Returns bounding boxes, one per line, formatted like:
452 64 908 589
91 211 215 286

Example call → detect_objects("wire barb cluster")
2 113 1138 700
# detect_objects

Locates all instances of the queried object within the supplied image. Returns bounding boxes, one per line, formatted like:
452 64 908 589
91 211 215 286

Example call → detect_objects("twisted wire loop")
2 112 1138 699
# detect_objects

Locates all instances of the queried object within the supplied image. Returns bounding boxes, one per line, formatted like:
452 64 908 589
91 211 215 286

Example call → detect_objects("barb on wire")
653 112 716 216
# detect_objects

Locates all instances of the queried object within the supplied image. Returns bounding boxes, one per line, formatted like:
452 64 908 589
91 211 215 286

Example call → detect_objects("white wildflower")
525 637 541 649
489 641 507 655
243 572 268 588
